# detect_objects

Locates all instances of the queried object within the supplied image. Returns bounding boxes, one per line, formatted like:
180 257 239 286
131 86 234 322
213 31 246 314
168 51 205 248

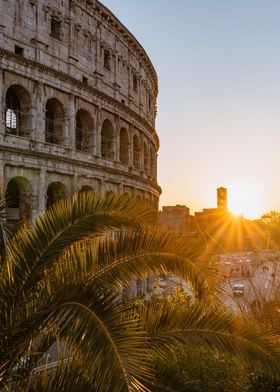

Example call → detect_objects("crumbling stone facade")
0 0 161 221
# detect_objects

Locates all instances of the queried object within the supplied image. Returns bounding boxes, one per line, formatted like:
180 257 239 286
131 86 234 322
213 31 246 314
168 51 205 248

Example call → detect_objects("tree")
0 192 279 391
261 210 280 249
152 345 247 392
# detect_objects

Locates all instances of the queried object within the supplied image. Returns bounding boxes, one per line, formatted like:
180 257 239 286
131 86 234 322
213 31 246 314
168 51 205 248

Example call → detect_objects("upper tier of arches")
4 83 158 180
0 0 158 129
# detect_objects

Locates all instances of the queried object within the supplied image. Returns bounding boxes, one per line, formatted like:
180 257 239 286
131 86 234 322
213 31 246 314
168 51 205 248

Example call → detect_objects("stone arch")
119 127 129 165
133 135 140 169
46 182 67 208
143 141 148 173
79 185 94 194
5 177 31 223
105 190 115 197
45 98 65 145
76 109 93 152
101 119 114 159
5 84 32 137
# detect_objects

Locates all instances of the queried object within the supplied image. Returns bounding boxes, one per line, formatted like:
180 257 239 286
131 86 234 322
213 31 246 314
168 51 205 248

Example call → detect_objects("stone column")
127 66 132 109
0 69 5 136
38 168 46 214
100 179 106 193
0 157 5 187
145 141 150 176
114 116 120 162
73 173 79 194
154 152 158 181
34 82 46 142
139 133 144 172
94 106 102 157
67 94 76 149
0 25 4 48
128 124 134 168
30 194 39 220
96 30 102 74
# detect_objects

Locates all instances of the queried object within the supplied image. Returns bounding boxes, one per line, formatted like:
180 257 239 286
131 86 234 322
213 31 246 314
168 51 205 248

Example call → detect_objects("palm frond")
0 193 155 308
2 192 279 391
139 301 280 379
0 187 11 262
40 228 219 305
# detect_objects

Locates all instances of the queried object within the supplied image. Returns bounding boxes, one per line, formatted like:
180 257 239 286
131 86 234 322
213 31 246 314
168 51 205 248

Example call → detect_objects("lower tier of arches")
3 163 160 224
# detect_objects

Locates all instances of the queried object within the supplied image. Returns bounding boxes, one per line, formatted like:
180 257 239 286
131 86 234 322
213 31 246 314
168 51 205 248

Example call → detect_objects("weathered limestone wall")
0 0 161 219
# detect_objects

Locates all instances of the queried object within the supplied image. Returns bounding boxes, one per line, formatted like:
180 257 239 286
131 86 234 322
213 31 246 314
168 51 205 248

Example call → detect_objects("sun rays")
196 212 270 258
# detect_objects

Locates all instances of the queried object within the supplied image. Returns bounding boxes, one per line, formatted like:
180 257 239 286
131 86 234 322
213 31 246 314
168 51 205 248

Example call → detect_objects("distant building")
217 187 227 210
159 205 195 234
159 187 230 235
195 187 229 233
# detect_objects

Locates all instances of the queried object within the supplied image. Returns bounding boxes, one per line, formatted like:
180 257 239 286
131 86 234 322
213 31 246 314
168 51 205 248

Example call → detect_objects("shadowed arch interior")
79 185 94 194
119 127 129 165
46 182 66 208
143 142 148 173
45 99 65 145
5 177 31 222
133 135 140 169
76 109 94 152
101 119 114 159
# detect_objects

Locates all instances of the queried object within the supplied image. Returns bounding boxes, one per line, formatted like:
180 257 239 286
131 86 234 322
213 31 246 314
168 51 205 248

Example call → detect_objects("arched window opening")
79 185 94 194
6 109 17 129
119 127 129 165
133 135 140 169
5 177 31 223
5 86 31 137
143 142 148 173
101 120 114 159
76 109 93 152
46 182 66 208
133 74 138 93
104 50 110 70
45 99 64 145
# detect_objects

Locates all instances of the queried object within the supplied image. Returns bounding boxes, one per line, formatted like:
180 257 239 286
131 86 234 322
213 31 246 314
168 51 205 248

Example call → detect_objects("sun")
227 185 263 220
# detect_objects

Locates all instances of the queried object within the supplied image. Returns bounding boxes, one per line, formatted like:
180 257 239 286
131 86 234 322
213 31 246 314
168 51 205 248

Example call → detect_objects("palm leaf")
41 228 219 303
140 301 280 379
0 192 155 308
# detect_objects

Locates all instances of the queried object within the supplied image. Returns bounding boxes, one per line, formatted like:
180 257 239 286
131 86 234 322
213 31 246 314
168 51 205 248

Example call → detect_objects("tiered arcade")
0 0 161 221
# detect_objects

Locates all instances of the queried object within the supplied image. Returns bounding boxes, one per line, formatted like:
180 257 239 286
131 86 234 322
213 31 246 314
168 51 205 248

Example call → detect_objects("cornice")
0 144 162 194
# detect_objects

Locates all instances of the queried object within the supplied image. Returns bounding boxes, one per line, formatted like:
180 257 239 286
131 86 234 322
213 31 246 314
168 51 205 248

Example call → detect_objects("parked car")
233 283 244 297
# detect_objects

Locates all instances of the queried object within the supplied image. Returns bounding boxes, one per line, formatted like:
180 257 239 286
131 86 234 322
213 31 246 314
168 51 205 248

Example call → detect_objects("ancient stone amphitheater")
0 0 161 222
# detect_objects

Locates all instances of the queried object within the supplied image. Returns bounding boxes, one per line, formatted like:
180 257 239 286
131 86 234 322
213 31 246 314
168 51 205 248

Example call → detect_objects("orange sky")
103 0 280 219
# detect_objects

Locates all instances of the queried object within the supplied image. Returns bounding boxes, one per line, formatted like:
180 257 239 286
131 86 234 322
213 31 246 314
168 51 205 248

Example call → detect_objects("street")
222 261 280 312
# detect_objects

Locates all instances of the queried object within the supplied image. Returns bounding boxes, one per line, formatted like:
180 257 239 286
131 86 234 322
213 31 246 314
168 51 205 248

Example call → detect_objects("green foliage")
250 299 280 333
247 369 280 392
153 345 246 392
261 210 280 249
0 192 279 391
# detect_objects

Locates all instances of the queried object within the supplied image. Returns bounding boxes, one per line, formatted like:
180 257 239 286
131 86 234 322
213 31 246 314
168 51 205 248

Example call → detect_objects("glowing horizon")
102 1 280 217
159 183 267 220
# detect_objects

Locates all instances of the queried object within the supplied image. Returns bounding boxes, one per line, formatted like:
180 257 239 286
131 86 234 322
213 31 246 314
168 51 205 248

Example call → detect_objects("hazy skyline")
102 0 280 218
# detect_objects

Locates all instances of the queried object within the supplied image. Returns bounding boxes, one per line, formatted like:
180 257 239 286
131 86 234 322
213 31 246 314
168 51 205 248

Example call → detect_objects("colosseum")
0 0 161 223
